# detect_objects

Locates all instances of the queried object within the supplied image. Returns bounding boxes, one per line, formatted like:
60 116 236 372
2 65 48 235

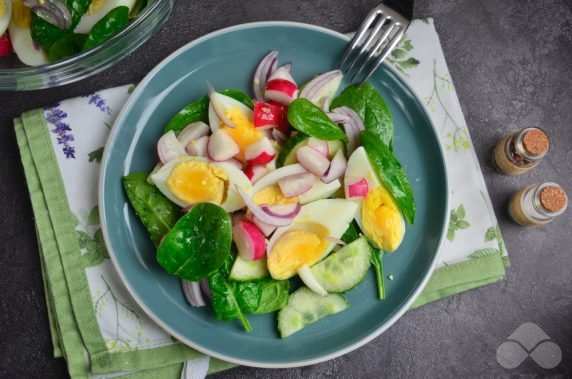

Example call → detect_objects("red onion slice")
327 109 363 154
321 149 347 184
260 203 302 219
278 172 315 197
346 177 369 199
296 146 331 177
24 0 72 29
157 131 186 164
251 215 277 237
253 51 278 101
307 137 329 158
235 185 296 227
182 280 206 307
299 70 343 103
176 121 210 147
199 279 211 300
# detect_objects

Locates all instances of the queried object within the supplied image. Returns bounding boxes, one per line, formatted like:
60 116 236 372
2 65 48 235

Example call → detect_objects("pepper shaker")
509 182 568 226
492 127 549 175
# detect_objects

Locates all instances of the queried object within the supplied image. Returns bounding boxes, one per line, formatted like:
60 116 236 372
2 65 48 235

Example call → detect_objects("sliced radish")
278 172 315 197
181 280 206 307
253 101 287 130
253 50 278 101
0 34 13 56
157 131 186 164
220 158 244 170
260 203 302 219
185 135 209 157
177 121 210 147
296 146 330 177
281 62 292 72
233 219 267 261
298 265 328 296
251 215 277 237
307 137 329 158
208 130 240 161
245 137 276 166
346 177 369 199
321 149 347 184
235 185 295 227
244 165 269 184
264 67 298 105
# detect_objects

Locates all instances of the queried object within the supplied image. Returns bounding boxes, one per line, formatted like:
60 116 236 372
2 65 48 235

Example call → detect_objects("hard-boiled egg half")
75 0 137 34
345 147 405 252
266 199 358 280
150 156 252 213
8 0 48 66
0 0 12 35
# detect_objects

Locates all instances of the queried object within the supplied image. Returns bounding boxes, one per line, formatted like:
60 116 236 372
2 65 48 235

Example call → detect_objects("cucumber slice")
277 287 348 338
310 236 371 293
229 255 269 281
277 133 346 168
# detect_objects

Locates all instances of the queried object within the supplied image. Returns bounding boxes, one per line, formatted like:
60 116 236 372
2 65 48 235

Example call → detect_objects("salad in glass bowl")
123 50 415 338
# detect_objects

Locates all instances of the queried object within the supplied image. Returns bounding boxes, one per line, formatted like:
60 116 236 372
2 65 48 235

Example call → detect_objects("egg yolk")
11 0 31 28
0 1 5 19
166 161 228 206
221 107 263 161
87 0 107 15
361 186 404 252
268 229 329 279
253 185 299 206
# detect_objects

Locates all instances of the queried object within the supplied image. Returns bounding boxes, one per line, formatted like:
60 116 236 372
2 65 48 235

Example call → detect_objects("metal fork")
338 3 411 83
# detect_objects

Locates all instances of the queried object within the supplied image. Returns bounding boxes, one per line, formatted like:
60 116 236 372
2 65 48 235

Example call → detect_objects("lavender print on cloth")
45 103 75 159
83 93 113 115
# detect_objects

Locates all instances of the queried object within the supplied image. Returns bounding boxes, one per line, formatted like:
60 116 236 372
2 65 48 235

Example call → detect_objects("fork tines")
338 4 410 83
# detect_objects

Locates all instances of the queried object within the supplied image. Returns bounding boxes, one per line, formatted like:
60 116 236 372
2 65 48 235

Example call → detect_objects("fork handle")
380 0 414 20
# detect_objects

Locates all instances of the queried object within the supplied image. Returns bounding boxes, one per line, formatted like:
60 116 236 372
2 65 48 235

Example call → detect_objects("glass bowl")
0 0 174 91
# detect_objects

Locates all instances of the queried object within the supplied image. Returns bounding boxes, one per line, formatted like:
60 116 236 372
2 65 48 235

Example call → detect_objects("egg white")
8 20 49 66
0 0 11 36
75 0 137 34
208 94 253 132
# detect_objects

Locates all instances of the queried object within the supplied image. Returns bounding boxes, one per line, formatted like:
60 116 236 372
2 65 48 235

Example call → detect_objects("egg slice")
345 147 405 252
9 19 49 66
266 199 358 279
75 0 137 34
0 0 12 35
150 156 252 212
251 164 341 206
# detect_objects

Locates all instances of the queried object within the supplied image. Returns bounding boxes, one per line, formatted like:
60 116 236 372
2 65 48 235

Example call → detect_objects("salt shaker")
508 182 568 226
493 127 549 175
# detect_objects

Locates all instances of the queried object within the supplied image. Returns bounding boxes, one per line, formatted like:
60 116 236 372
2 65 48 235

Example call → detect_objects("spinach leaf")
163 89 254 133
83 6 130 50
361 130 416 224
122 172 179 247
233 281 262 313
341 221 360 244
331 83 393 150
252 279 289 314
287 98 347 141
157 203 231 281
370 248 385 300
48 33 88 62
208 253 252 332
30 0 91 51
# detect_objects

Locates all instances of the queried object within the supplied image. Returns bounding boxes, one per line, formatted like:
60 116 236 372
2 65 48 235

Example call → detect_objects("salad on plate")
0 0 148 65
123 51 415 338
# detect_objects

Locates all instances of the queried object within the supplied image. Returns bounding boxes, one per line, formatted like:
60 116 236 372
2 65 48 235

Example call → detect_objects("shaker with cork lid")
492 127 550 175
509 182 568 226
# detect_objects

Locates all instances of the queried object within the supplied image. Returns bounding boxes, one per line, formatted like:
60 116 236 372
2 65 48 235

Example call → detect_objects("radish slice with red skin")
233 219 267 261
265 67 299 105
245 137 276 166
307 137 329 158
260 203 302 219
251 215 277 237
321 149 347 184
208 130 240 161
244 165 269 184
278 172 315 197
185 135 209 157
253 50 278 101
296 146 330 177
253 101 287 130
346 177 369 199
181 280 206 307
176 121 210 147
235 185 295 227
157 131 186 164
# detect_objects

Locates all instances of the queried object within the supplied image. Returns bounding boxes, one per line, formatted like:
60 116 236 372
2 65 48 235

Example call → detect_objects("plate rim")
99 20 449 368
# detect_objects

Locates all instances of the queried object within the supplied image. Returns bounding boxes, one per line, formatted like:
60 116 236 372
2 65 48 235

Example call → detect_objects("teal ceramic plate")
100 22 448 368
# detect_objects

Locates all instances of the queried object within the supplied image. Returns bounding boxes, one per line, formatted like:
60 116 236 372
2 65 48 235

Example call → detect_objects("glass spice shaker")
508 182 568 226
492 127 550 175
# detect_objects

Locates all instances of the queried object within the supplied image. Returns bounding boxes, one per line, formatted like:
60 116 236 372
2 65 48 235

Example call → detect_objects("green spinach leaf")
251 279 289 314
157 203 231 281
48 33 88 62
331 83 393 150
287 98 347 141
361 130 416 224
341 221 360 244
83 6 130 50
122 172 179 247
163 89 254 133
233 281 262 313
370 248 385 300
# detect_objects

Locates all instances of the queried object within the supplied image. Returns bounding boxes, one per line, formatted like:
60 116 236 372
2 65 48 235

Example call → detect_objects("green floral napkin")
14 19 508 379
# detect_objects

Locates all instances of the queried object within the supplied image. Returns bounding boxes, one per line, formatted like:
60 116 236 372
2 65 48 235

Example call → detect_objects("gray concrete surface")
0 1 571 378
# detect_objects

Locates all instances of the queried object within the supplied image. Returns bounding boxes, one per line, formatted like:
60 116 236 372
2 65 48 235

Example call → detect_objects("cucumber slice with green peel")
277 287 348 338
310 236 372 293
229 256 269 281
277 133 345 168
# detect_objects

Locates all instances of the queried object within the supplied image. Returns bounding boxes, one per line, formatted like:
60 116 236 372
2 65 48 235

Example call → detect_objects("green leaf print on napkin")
446 204 470 241
88 122 111 164
485 225 506 255
387 37 420 77
77 206 109 267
